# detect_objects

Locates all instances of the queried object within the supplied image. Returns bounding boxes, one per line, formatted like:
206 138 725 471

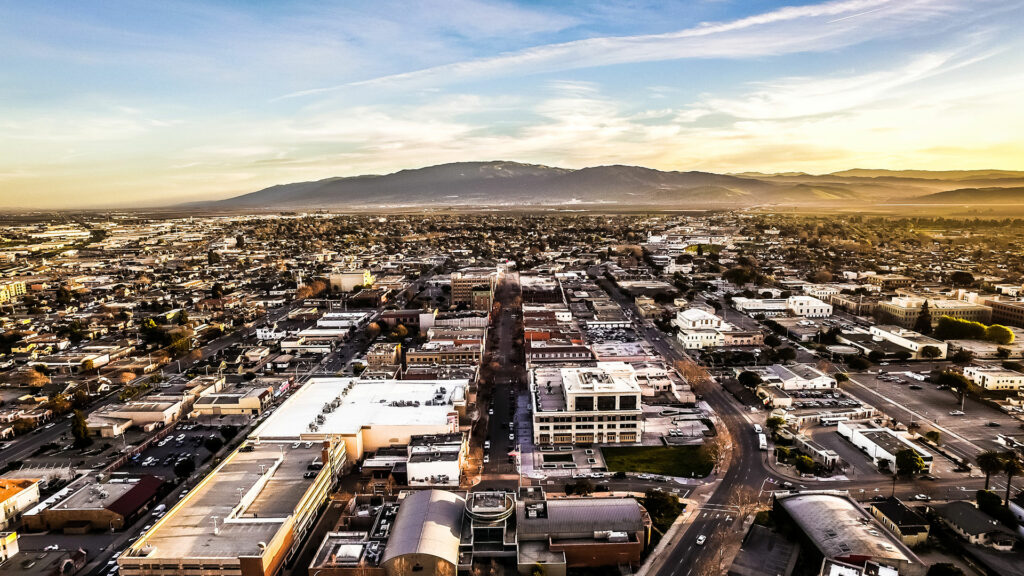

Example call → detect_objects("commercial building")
329 270 375 293
837 422 932 473
531 363 643 445
23 475 162 532
307 488 650 576
875 297 992 329
866 275 913 290
963 366 1024 391
933 501 1018 550
450 269 496 311
119 440 345 576
868 498 930 547
191 384 274 417
405 342 482 366
773 491 924 575
252 377 467 460
0 479 40 530
0 531 17 562
867 326 947 360
366 342 401 367
786 296 833 318
988 300 1024 328
86 400 183 437
740 364 836 391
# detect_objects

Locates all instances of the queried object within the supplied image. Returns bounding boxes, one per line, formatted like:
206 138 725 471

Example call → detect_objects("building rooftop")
128 441 327 561
776 491 918 566
252 377 466 439
0 478 38 503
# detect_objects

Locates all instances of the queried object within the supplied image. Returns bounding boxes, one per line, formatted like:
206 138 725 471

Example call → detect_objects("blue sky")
1 0 1023 207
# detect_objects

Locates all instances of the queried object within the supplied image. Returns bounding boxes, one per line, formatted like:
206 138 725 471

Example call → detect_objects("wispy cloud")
281 0 969 98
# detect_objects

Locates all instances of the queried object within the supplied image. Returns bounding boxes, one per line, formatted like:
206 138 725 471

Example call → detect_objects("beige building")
531 364 643 445
0 479 40 530
876 296 992 329
963 366 1024 391
119 440 345 576
450 270 496 311
329 270 375 293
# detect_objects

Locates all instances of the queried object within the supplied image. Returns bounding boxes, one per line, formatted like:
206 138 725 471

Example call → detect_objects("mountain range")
202 161 1024 209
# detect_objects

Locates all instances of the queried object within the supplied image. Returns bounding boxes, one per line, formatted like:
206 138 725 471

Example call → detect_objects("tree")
950 349 974 365
1003 455 1023 505
913 301 933 335
766 416 786 432
847 356 870 370
986 324 1015 345
738 371 762 388
895 449 925 478
927 563 965 576
949 271 974 287
920 345 942 359
211 283 225 299
204 436 224 453
176 309 189 326
795 455 815 474
776 347 797 362
174 457 196 478
764 334 782 347
70 410 92 449
641 489 683 533
565 478 594 496
207 250 222 265
924 430 941 445
868 350 886 363
977 451 1004 490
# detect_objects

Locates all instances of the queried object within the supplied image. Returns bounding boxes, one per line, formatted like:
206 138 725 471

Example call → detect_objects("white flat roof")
252 378 467 439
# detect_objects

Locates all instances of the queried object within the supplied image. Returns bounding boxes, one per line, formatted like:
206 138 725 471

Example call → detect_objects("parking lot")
118 423 219 478
844 372 1024 462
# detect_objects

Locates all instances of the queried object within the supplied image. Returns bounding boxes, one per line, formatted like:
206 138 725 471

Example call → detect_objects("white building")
869 326 948 360
531 363 643 445
963 366 1024 391
252 377 467 460
741 364 836 391
786 296 833 318
838 422 933 473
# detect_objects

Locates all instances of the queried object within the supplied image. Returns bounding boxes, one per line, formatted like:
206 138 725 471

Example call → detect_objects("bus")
820 416 849 427
758 433 768 451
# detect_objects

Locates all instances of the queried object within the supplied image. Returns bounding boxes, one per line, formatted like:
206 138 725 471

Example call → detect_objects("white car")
508 433 515 441
483 455 489 464
696 535 707 545
948 410 965 416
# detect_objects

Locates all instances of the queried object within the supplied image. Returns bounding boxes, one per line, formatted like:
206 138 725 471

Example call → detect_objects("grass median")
602 445 715 478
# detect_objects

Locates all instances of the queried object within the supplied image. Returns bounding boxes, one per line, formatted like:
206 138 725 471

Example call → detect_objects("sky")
1 0 1023 208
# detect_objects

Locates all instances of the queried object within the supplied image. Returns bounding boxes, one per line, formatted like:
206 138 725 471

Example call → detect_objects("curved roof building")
381 490 465 576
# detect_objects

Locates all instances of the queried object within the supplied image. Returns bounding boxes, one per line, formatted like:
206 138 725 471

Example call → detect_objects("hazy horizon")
2 0 1024 208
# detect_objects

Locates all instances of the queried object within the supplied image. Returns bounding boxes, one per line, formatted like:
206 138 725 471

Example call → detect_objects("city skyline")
2 0 1024 208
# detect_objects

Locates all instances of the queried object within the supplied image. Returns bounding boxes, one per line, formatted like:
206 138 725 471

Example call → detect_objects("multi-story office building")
450 269 496 311
875 296 992 329
531 364 643 445
988 300 1024 328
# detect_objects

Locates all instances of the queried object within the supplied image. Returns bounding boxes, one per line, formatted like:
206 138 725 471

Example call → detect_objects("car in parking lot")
912 494 931 501
949 410 965 416
986 421 1001 427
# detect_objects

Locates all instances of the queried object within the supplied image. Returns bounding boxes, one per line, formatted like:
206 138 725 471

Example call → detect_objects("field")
602 445 714 478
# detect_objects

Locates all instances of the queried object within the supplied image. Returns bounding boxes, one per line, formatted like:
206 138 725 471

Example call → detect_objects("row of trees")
932 315 1015 345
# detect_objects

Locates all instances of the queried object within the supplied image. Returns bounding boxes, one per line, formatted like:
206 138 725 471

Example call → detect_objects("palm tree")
978 451 1005 490
1003 455 1023 505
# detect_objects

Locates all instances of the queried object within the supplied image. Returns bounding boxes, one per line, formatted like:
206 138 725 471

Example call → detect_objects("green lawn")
602 445 714 478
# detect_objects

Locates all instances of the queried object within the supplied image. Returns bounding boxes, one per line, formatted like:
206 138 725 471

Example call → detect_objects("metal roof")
516 498 645 539
381 490 464 567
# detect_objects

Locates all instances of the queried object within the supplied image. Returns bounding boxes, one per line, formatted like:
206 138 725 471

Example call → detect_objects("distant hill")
201 162 1024 209
909 186 1024 204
